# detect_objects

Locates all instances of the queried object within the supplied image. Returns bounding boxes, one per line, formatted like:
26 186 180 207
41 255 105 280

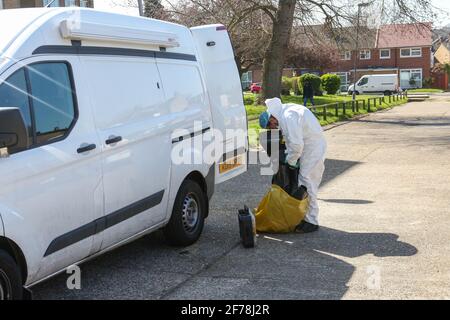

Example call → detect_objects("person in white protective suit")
260 97 327 233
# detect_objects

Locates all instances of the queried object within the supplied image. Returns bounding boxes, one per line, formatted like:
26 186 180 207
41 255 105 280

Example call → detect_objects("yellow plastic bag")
255 184 309 233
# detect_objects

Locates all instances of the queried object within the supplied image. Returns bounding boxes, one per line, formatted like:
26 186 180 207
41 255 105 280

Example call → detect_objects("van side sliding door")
81 55 171 250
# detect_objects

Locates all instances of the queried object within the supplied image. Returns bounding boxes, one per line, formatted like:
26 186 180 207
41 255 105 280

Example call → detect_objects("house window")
340 51 351 61
400 69 422 89
43 0 60 6
241 71 253 90
380 49 391 59
359 49 371 60
400 47 422 58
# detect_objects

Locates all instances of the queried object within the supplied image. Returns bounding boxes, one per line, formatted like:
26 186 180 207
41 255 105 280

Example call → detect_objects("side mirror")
0 107 28 155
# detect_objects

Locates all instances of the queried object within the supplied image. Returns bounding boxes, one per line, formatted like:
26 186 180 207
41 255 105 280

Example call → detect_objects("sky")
431 0 450 27
94 0 450 27
94 0 180 16
94 0 140 16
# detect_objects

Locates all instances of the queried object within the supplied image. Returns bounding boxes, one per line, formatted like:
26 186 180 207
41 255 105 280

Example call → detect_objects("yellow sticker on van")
219 155 244 174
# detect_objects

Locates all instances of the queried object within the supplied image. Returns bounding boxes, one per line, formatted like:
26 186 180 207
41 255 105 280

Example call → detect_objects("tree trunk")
261 0 296 100
235 56 244 78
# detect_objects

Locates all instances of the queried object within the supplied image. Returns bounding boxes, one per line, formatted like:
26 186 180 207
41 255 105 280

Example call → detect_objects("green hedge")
299 73 322 96
243 94 255 105
281 76 292 95
292 77 302 95
321 74 341 95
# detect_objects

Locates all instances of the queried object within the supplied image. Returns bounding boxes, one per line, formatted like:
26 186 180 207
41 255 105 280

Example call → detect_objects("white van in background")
348 74 399 95
0 8 247 299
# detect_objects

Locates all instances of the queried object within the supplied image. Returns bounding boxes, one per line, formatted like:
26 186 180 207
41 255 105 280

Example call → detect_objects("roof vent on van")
59 20 180 48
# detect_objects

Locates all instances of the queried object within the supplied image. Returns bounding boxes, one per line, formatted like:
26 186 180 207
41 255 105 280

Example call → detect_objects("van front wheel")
164 180 206 246
0 250 22 300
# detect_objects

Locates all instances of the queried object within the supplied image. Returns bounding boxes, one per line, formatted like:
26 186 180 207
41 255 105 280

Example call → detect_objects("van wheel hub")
0 270 12 300
182 193 199 232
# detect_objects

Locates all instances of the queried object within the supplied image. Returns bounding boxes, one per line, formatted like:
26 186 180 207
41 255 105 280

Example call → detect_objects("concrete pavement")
33 94 450 299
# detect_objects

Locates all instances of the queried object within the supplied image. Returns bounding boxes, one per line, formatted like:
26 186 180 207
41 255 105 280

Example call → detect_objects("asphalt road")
34 94 450 299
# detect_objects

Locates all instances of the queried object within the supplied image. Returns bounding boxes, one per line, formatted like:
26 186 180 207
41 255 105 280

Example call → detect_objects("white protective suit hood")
265 98 283 121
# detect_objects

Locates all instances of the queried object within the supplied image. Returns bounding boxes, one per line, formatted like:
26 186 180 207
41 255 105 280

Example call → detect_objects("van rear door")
191 25 248 184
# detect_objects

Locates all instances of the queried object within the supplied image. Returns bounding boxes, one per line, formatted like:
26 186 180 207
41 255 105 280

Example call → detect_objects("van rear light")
216 26 227 31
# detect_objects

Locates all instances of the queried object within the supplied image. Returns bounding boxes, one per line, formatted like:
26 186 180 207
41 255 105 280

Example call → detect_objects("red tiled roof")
292 25 377 50
377 23 432 48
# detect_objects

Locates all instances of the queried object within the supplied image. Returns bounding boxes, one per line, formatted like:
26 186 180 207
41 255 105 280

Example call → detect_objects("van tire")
0 250 23 300
348 91 359 95
164 180 206 246
384 90 392 96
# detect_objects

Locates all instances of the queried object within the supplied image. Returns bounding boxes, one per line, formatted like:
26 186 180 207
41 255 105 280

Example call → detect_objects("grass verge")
407 88 443 93
246 93 408 147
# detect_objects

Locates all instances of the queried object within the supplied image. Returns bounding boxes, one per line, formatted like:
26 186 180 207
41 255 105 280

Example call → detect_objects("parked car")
250 82 262 94
348 74 399 95
0 8 248 300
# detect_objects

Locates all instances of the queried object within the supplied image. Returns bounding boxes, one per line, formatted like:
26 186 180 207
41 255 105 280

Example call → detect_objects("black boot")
295 220 319 233
287 164 299 195
292 185 308 200
287 165 308 200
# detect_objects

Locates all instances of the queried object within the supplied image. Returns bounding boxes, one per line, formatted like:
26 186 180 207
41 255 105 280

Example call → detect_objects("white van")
0 8 247 299
347 74 399 95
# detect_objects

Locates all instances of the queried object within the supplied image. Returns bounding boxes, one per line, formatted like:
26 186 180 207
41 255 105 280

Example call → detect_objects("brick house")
0 0 93 9
241 68 296 90
325 23 433 91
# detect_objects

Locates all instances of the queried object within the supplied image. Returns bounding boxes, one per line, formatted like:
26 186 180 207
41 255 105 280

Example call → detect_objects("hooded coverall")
265 98 327 225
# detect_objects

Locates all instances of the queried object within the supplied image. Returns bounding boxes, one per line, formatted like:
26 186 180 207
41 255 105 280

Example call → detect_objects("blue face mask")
259 111 271 128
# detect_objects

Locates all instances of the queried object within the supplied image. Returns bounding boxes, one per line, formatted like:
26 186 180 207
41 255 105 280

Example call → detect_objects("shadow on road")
303 227 418 258
251 227 418 299
321 158 362 187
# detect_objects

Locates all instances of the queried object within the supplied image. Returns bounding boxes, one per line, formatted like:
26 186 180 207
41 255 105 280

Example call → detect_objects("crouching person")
259 97 327 233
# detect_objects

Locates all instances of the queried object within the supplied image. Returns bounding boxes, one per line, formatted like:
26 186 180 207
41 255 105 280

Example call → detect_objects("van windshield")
358 77 369 86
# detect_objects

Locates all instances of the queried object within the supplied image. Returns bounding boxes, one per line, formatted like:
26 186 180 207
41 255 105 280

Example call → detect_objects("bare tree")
258 0 436 100
117 0 437 99
167 0 273 77
259 0 295 99
113 0 168 18
144 0 167 19
285 44 336 72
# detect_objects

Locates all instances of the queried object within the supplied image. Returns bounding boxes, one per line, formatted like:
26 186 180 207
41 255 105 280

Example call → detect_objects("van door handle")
77 143 96 154
105 136 122 145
